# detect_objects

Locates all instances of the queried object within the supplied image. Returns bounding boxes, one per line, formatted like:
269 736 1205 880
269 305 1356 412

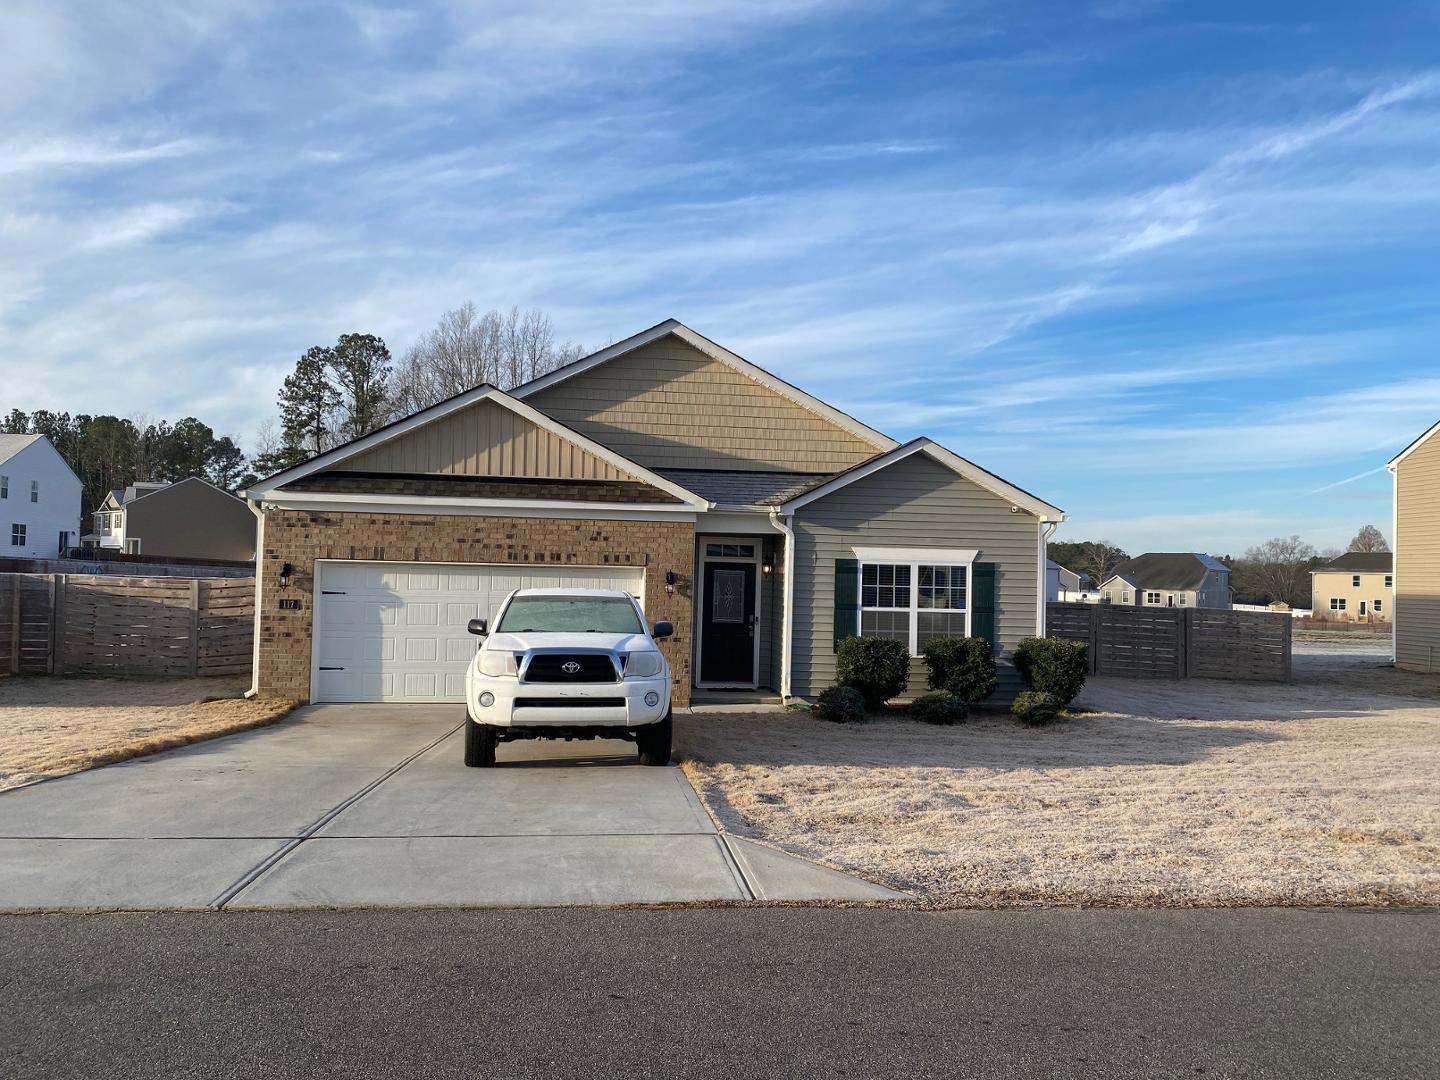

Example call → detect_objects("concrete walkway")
0 704 900 911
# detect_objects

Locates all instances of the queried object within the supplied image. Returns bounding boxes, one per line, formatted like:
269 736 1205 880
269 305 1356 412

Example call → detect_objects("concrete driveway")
0 704 898 911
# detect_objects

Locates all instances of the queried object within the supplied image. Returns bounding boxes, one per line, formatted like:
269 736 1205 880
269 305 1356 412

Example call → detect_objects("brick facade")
257 509 696 706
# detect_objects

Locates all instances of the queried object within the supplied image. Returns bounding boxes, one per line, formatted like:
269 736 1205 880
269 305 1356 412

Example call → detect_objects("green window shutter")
834 558 859 651
971 561 997 652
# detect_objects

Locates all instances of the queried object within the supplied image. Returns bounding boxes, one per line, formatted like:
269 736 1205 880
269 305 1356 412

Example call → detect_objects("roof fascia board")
511 320 898 452
1389 418 1440 468
778 439 1064 519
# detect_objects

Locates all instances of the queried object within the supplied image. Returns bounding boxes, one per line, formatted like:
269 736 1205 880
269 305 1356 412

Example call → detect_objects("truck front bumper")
468 676 671 728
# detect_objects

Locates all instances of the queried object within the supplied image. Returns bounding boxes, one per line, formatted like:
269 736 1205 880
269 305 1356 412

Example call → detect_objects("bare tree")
1347 524 1390 553
1235 535 1316 608
390 304 585 414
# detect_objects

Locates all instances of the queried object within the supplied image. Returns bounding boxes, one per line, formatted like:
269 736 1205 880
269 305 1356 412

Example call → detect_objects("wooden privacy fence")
1046 602 1292 682
2 573 254 678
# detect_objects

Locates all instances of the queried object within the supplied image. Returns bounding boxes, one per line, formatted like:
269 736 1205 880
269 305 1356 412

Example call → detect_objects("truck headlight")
477 651 518 677
624 651 663 678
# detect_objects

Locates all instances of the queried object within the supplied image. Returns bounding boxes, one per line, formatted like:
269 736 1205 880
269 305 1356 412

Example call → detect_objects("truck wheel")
464 716 497 767
636 711 672 766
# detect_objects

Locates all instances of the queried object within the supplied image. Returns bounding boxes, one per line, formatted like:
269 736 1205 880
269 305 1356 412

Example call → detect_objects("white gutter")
769 508 796 701
244 498 264 699
1388 461 1399 664
1039 519 1060 635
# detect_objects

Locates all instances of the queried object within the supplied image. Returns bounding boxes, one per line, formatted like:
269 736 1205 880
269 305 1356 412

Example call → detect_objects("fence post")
46 574 60 674
1179 609 1190 680
1089 603 1100 675
1282 613 1293 683
189 578 201 678
8 581 18 675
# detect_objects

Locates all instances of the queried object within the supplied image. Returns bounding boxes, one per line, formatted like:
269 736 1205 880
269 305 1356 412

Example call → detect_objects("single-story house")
245 320 1065 706
1388 420 1440 672
83 477 256 562
0 434 82 557
1097 553 1231 609
1309 551 1392 622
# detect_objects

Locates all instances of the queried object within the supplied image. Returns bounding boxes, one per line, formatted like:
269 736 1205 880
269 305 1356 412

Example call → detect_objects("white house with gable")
0 435 83 558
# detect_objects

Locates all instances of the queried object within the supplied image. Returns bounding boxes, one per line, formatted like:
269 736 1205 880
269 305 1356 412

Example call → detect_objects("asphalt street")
2 907 1434 1079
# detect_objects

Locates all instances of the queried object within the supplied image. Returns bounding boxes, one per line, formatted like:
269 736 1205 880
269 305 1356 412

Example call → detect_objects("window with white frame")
1330 597 1346 611
29 480 38 503
1178 594 1188 606
1385 575 1393 589
1374 598 1383 613
1352 574 1361 587
10 523 24 546
0 474 7 498
1121 591 1131 604
859 558 969 654
1145 591 1161 604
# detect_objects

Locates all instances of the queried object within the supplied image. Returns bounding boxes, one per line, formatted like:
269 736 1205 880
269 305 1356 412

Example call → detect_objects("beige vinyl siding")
527 334 882 472
1395 431 1440 671
1310 570 1392 622
340 399 633 480
790 453 1041 700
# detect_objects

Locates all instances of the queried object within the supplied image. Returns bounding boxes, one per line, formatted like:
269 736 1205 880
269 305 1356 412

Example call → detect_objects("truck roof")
509 587 638 598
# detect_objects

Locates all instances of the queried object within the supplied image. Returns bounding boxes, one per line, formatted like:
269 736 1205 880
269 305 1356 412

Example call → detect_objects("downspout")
243 497 265 698
769 508 796 701
1039 519 1060 635
1388 461 1398 665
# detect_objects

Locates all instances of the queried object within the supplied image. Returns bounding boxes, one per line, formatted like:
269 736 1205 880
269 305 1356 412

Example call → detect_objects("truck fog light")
644 691 660 707
479 692 495 708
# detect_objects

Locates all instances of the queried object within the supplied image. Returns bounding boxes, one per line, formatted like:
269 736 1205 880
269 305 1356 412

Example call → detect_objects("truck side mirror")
467 618 488 636
651 620 673 640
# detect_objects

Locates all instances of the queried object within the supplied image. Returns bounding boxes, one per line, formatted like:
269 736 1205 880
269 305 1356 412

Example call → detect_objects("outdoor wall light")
278 562 294 590
665 570 678 595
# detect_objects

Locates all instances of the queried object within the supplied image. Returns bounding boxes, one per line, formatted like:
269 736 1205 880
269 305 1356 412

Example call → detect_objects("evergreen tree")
278 345 340 456
331 333 391 440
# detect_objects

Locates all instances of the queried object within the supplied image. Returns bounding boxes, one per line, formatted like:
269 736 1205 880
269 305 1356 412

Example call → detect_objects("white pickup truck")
463 587 674 768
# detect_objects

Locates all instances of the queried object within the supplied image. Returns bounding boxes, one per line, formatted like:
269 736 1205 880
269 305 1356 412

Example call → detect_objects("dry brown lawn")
0 676 295 791
678 642 1440 907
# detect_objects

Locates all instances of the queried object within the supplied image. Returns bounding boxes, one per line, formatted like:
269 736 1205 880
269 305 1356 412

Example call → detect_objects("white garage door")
312 561 646 703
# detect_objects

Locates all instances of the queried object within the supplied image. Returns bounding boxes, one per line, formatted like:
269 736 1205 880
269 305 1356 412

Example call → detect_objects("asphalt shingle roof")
656 468 833 510
0 433 41 467
1108 552 1227 591
1318 551 1393 573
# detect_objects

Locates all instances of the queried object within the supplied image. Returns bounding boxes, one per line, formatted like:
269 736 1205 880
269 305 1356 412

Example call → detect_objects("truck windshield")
496 596 644 634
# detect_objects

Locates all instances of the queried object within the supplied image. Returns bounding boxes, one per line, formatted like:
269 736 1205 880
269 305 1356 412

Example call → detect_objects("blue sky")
3 1 1438 554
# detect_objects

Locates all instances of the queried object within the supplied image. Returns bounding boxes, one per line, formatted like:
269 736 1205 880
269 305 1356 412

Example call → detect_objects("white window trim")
854 548 976 657
0 474 7 498
10 523 25 546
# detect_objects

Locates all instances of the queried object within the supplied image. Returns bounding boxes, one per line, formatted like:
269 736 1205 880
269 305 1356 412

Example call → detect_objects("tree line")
1049 525 1390 609
3 304 585 517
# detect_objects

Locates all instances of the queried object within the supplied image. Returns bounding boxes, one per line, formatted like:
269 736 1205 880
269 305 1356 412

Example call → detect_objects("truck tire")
636 711 672 766
464 716 497 767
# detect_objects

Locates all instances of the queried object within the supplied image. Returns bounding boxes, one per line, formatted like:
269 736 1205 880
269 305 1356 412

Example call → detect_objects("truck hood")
485 630 656 654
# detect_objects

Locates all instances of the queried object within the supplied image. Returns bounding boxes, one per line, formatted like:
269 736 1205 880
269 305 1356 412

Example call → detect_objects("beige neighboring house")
1097 552 1231 609
244 318 1066 707
1389 420 1440 671
83 477 256 562
1309 552 1392 623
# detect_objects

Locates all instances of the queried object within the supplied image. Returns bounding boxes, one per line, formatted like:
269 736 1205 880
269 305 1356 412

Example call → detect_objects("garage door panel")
313 561 645 704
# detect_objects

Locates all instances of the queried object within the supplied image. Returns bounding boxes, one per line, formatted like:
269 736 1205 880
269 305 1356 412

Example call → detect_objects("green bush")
1011 690 1061 726
815 684 866 724
921 636 997 703
1014 637 1088 706
909 691 968 725
835 635 910 709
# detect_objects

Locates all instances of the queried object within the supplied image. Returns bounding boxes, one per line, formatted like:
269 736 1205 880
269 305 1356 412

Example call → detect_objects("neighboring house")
82 477 256 562
0 434 82 558
1309 552 1393 622
245 319 1065 706
1388 420 1440 672
1097 553 1231 609
1045 560 1092 602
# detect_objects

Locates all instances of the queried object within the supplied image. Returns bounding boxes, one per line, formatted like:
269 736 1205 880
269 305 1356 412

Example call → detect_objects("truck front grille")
514 697 626 709
523 654 618 683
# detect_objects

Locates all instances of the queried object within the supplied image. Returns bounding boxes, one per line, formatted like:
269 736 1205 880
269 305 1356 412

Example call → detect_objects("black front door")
699 560 757 685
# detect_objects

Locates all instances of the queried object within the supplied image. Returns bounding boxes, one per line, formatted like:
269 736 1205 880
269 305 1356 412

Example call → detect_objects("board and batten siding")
339 399 633 481
789 453 1042 700
526 334 883 473
1395 429 1440 672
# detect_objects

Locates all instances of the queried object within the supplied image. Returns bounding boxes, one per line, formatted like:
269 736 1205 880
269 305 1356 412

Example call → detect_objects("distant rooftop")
1106 552 1228 590
1317 551 1392 574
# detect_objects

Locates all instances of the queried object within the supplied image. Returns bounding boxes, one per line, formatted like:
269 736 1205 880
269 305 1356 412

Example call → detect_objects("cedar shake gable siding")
789 451 1041 701
525 334 882 473
256 510 695 705
1394 427 1440 671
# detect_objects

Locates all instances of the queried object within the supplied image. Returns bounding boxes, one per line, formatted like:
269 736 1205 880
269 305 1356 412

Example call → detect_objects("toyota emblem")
561 661 582 674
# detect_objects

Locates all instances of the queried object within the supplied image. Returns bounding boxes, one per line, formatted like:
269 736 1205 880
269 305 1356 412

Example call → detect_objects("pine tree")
331 333 391 440
278 345 340 457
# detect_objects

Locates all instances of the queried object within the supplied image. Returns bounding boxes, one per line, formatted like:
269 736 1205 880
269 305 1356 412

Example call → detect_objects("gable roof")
1388 418 1440 468
0 433 42 467
511 319 899 454
1104 552 1227 591
245 382 709 509
656 468 830 511
1315 551 1392 574
127 476 245 507
775 438 1064 519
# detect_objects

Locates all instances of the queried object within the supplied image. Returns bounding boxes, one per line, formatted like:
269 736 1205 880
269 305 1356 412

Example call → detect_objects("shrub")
909 691 968 725
835 635 910 709
1011 690 1061 726
921 636 997 703
815 684 866 724
1014 637 1088 706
